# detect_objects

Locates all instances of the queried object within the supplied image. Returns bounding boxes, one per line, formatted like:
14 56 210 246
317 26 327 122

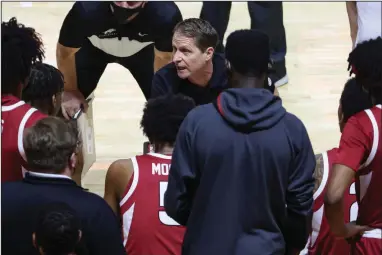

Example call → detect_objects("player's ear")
204 47 214 62
32 232 37 248
69 152 77 170
52 94 57 108
78 230 82 242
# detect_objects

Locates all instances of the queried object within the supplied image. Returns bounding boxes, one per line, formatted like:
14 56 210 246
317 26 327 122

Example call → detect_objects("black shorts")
75 39 154 100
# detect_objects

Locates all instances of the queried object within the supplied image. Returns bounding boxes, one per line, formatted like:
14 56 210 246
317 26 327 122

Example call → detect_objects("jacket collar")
23 171 82 188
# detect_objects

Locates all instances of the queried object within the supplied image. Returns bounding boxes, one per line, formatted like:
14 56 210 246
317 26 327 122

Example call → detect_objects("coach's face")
172 32 214 79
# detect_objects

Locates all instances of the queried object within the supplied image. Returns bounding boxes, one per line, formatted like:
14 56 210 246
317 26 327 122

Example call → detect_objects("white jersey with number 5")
119 152 185 255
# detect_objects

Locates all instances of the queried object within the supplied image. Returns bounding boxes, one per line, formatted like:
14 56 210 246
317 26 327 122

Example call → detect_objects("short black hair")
2 17 45 94
35 203 81 255
140 94 196 146
23 62 64 102
173 18 219 51
225 29 270 78
348 37 382 103
340 78 374 122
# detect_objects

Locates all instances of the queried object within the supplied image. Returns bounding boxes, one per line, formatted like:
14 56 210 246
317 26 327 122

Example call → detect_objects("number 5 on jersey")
159 181 180 226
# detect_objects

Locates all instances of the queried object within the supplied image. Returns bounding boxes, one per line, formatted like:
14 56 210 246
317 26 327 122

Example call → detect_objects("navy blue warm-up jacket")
164 88 315 255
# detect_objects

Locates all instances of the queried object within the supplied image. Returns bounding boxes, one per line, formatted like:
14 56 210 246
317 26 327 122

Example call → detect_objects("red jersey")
335 105 382 229
1 95 46 182
119 152 185 255
307 148 357 255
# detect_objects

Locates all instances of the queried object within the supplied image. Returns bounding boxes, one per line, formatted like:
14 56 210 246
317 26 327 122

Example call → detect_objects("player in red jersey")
1 18 46 182
325 37 382 254
304 78 374 255
103 94 195 255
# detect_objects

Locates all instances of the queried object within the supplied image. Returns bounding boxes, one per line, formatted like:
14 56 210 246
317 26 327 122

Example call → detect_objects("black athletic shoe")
269 59 288 87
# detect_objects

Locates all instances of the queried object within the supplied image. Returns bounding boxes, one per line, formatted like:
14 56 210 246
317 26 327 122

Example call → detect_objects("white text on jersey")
152 163 171 175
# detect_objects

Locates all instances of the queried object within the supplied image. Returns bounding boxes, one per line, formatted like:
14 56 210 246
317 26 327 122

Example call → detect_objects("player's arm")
104 159 133 216
164 113 198 226
56 3 86 91
285 121 316 252
313 153 324 194
324 116 370 237
346 2 358 47
153 5 183 72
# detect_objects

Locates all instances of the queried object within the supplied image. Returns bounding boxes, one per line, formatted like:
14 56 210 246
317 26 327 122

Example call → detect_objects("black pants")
75 39 154 100
200 2 287 63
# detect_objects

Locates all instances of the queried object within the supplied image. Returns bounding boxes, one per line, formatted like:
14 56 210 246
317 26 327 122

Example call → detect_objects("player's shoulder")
144 2 182 29
155 62 177 77
153 62 179 85
107 159 133 179
282 111 307 133
183 103 215 128
72 1 109 19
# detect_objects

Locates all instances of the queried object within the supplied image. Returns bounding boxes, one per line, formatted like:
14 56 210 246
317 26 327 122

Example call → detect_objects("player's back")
120 152 185 255
355 105 382 229
1 95 46 182
308 148 357 255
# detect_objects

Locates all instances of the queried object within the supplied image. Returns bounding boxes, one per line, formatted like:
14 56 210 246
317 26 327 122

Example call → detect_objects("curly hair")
140 94 196 147
23 62 64 102
348 37 382 104
340 78 374 123
2 17 45 95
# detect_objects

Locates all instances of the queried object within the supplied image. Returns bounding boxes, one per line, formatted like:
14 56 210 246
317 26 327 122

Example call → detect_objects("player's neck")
155 144 173 155
232 74 264 89
188 60 213 87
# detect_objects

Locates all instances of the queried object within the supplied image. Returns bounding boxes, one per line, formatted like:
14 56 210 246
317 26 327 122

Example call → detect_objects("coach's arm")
56 2 90 118
56 2 87 92
285 120 315 252
164 112 199 226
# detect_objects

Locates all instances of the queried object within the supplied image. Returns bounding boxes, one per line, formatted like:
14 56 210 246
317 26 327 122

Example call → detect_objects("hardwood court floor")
2 2 352 196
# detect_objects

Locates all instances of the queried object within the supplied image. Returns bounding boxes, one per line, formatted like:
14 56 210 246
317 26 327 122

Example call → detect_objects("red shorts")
352 229 382 255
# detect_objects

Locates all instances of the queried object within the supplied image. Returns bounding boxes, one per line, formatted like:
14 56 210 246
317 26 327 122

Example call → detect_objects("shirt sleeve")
87 201 126 255
334 115 371 171
164 111 198 226
153 5 183 52
284 116 315 250
58 2 87 48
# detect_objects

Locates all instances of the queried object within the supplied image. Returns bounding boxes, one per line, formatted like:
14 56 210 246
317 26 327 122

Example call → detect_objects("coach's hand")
61 90 88 119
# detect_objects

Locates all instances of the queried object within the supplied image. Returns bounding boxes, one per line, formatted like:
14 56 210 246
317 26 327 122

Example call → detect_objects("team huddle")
2 1 382 255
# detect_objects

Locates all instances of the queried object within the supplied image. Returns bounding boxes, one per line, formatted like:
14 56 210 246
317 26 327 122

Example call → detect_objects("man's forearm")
284 209 312 250
56 43 80 91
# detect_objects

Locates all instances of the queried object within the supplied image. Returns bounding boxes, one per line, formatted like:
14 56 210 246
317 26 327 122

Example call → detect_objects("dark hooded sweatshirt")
165 88 315 255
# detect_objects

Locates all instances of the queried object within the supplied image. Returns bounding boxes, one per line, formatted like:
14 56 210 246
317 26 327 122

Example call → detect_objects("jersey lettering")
159 181 179 226
152 163 171 175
